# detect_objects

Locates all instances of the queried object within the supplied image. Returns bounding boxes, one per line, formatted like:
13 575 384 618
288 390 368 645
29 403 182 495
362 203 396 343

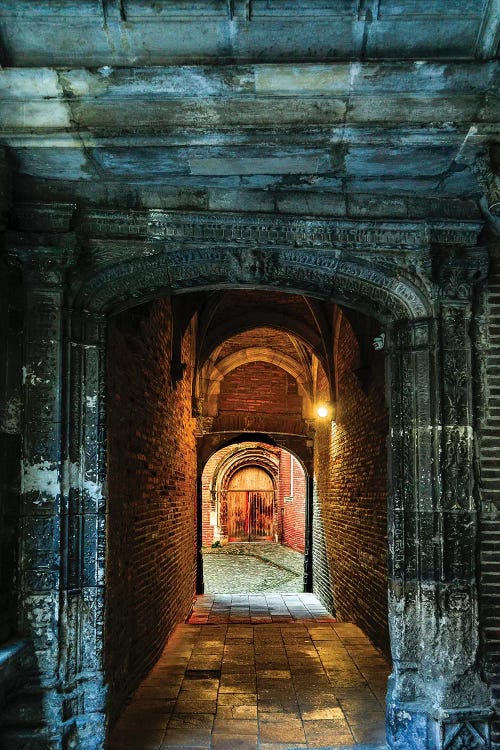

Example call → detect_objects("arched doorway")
12 216 492 749
226 466 276 542
225 465 275 542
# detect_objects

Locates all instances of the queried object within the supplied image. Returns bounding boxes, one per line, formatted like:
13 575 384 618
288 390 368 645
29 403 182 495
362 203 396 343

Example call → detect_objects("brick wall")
480 245 500 748
277 449 306 552
217 362 303 416
201 445 233 547
313 313 389 656
106 298 197 725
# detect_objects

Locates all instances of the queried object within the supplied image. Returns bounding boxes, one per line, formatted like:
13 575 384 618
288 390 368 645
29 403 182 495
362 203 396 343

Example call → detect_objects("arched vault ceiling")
196 291 333 378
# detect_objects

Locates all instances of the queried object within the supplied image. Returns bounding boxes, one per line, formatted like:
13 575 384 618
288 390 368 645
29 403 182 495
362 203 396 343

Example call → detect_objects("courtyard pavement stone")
202 543 304 594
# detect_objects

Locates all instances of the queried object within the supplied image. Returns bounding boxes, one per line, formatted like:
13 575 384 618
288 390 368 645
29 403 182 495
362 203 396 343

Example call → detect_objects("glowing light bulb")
316 404 329 419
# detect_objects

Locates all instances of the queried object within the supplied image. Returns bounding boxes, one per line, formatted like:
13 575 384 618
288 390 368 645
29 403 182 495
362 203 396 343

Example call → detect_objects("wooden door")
226 467 275 541
226 491 248 540
248 490 274 540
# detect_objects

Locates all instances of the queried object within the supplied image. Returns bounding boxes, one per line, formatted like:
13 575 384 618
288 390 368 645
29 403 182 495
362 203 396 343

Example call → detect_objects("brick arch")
197 311 326 370
203 347 314 417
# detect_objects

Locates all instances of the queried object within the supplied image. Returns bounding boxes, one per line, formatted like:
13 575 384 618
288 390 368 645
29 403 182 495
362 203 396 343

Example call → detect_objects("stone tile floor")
190 593 332 624
202 543 305 594
109 594 390 750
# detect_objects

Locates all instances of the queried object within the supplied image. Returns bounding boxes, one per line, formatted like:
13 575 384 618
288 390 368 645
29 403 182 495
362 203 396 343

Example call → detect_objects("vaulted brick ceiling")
194 291 334 420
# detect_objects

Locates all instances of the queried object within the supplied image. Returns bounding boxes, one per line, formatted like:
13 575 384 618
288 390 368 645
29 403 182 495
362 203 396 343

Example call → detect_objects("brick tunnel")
104 289 391 746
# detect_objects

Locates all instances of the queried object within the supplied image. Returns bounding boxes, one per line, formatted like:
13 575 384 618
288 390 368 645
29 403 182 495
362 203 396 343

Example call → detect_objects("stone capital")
434 246 489 301
5 230 77 287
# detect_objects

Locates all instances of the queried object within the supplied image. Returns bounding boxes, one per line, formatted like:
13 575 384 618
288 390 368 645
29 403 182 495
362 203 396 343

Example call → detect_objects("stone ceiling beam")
0 63 496 136
0 0 495 66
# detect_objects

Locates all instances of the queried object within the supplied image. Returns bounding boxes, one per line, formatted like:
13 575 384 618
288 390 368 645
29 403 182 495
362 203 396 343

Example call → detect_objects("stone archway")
207 444 279 543
8 208 493 749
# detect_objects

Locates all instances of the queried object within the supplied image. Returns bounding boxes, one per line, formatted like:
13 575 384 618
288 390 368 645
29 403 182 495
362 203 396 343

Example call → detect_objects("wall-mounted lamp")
315 402 335 420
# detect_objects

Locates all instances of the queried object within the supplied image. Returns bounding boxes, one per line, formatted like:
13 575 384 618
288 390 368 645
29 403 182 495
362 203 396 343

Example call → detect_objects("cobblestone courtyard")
202 543 305 594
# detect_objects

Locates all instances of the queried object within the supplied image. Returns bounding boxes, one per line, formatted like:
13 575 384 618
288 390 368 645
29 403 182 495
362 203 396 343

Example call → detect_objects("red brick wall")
277 449 306 552
313 314 389 655
218 361 303 415
201 445 233 546
106 298 197 724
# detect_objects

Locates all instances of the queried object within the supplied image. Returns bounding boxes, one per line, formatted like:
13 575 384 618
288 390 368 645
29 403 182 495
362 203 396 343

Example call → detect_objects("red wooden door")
248 491 274 540
226 467 275 541
227 491 248 540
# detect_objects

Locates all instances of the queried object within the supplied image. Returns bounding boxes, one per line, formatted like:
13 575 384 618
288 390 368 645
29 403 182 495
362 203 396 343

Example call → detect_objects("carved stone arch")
70 246 433 323
211 444 280 496
208 443 280 544
198 432 313 479
38 235 492 750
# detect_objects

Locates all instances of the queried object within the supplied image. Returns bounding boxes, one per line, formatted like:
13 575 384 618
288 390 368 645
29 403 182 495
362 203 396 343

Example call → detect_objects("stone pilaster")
386 246 492 749
59 308 107 749
1 240 75 749
386 316 440 734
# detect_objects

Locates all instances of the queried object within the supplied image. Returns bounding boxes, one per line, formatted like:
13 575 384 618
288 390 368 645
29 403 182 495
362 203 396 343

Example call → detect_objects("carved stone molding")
82 209 433 251
195 416 215 437
10 203 484 256
471 149 500 218
435 246 489 301
70 245 432 323
435 715 491 750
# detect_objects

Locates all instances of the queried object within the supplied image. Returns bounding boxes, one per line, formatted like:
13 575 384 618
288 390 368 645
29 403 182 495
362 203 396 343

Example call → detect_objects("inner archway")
103 286 394 747
201 441 308 596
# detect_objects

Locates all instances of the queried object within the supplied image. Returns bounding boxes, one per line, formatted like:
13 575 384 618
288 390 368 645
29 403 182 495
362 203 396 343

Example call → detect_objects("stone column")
386 247 492 749
4 242 74 749
0 148 21 644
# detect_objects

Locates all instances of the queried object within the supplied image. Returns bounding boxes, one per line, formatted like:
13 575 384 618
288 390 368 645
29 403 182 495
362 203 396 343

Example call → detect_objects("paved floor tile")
109 593 390 749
